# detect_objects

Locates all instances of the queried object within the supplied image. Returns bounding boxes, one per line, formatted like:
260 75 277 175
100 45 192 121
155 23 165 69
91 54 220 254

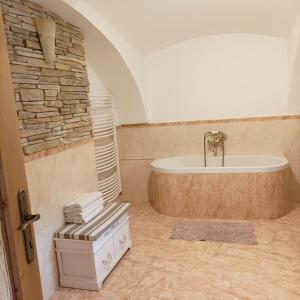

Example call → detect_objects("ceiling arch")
31 0 148 124
85 0 300 54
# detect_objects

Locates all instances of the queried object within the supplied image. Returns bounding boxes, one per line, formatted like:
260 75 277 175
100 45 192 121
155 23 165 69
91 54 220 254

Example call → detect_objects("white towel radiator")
90 94 121 203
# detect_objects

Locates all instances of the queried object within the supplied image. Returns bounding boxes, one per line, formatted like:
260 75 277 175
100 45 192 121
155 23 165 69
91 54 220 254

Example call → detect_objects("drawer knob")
104 228 111 236
102 253 112 269
119 234 126 247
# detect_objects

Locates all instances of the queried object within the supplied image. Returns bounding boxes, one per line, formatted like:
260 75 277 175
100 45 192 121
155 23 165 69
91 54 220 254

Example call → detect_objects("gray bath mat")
171 219 257 245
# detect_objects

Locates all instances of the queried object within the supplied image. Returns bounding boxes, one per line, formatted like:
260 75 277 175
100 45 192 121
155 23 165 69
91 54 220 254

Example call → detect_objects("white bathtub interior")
151 155 288 174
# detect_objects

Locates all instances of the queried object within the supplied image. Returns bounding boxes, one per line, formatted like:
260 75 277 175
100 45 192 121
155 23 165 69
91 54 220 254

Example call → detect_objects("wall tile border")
117 114 300 128
24 137 94 162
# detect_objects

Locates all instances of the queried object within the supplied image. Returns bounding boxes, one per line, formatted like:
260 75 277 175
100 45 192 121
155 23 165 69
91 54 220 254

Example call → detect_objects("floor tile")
51 202 300 300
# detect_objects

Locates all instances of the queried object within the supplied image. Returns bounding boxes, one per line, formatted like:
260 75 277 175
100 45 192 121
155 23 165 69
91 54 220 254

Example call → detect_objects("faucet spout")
213 146 218 156
204 131 226 167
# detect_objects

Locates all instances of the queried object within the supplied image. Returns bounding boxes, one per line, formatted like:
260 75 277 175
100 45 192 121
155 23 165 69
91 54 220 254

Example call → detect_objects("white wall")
146 34 287 123
87 64 120 126
63 0 149 124
87 64 110 96
288 14 300 81
288 13 300 114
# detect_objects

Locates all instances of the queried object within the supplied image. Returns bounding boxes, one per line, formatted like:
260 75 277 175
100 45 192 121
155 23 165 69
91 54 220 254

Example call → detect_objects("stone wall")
1 0 92 155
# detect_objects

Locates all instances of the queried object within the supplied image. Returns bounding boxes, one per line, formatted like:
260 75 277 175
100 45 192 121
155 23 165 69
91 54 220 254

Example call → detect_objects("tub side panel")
151 169 290 220
256 168 290 219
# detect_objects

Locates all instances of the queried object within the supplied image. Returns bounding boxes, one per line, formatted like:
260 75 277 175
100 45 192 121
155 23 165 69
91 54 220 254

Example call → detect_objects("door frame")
0 5 43 300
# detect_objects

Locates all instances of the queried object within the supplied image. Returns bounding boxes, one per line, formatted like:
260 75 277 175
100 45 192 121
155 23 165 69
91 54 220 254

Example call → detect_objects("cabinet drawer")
95 237 115 280
113 219 130 258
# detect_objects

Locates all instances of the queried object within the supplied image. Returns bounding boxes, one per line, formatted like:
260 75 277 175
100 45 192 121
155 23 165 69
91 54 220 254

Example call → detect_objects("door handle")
17 190 40 264
18 213 40 231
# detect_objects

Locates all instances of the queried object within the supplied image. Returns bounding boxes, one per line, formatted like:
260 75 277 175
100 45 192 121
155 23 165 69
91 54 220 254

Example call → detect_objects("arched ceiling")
85 0 300 54
32 0 148 123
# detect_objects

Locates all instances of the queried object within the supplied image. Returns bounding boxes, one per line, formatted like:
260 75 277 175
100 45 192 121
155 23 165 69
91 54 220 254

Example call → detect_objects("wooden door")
0 5 43 300
0 170 16 299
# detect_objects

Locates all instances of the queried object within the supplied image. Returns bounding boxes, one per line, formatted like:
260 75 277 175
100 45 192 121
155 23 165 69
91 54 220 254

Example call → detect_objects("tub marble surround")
51 201 300 300
117 116 300 203
151 169 290 220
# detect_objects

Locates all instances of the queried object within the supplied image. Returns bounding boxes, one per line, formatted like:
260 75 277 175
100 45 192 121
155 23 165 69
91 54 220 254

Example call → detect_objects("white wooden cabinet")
54 212 132 291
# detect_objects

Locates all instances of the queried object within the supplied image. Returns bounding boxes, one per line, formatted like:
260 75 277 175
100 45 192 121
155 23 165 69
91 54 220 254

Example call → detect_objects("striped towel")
55 202 130 241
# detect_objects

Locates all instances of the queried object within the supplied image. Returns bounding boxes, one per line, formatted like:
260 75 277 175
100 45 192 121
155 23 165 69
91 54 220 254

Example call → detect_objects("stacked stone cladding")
1 0 93 155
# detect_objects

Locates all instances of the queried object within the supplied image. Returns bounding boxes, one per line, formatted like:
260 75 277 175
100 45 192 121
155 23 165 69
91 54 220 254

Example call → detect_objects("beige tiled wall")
117 117 300 203
25 142 98 299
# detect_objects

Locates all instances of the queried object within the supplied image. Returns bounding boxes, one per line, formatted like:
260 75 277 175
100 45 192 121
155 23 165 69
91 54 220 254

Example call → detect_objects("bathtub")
150 155 289 220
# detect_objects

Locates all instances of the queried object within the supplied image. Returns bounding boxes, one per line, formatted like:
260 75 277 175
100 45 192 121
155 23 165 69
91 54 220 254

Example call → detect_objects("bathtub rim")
150 155 289 174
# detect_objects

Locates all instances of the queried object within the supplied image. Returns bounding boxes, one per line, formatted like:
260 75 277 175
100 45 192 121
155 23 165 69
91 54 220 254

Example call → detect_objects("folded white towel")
65 203 103 220
64 199 102 217
65 205 103 224
64 192 105 224
64 192 103 212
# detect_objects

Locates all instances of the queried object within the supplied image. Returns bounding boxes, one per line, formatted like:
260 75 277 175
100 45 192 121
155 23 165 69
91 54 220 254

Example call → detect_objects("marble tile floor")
51 202 300 300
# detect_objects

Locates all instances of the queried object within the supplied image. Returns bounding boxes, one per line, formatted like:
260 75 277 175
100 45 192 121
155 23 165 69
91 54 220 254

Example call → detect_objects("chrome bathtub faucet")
204 131 226 167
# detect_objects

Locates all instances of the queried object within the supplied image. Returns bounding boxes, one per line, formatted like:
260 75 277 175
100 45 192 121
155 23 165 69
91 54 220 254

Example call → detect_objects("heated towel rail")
90 95 121 203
